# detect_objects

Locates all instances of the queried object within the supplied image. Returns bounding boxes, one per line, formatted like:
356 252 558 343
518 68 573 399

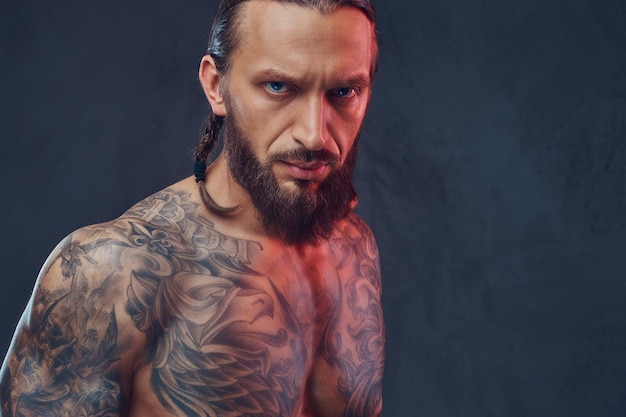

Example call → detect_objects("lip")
280 160 332 182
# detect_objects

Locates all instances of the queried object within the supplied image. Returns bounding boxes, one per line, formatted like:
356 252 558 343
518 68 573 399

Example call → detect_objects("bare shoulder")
0 181 201 417
325 214 382 304
0 225 135 416
27 180 203 313
328 214 381 277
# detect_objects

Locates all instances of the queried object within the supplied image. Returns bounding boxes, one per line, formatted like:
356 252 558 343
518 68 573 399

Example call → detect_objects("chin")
289 179 321 193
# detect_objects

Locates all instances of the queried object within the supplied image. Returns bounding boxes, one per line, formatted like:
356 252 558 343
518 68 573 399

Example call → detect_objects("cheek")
229 91 292 144
236 116 295 170
332 112 364 156
227 92 257 131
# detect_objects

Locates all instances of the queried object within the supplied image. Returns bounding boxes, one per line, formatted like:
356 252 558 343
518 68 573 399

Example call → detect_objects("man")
0 0 384 416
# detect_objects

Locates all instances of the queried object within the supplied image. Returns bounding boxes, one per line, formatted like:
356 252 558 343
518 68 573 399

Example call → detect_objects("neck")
203 154 266 239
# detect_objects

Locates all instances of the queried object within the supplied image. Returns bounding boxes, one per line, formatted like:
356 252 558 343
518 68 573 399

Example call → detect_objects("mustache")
270 148 340 164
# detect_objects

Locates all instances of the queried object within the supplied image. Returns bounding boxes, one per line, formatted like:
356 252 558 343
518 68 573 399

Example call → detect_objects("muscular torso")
1 178 384 417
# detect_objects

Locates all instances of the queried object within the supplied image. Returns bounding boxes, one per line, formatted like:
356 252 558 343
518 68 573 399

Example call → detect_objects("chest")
127 249 341 417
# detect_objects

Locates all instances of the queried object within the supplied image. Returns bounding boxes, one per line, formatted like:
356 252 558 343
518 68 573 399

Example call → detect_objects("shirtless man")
0 0 384 416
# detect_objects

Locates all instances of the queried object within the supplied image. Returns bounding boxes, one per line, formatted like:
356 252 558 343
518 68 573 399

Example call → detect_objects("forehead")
231 0 374 82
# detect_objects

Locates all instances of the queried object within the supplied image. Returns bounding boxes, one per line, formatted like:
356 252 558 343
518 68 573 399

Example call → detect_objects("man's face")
220 1 375 243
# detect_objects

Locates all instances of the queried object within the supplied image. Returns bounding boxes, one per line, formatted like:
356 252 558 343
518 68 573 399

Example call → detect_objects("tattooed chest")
127 269 312 417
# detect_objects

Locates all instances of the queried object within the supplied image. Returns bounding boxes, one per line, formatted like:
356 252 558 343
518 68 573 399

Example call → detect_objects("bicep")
0 235 133 417
334 254 385 417
316 218 385 417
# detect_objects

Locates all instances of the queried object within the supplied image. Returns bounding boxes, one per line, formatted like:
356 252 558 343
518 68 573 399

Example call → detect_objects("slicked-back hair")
193 0 377 165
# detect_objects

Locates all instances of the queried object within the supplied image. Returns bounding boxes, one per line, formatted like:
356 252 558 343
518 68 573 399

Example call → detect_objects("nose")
291 93 329 151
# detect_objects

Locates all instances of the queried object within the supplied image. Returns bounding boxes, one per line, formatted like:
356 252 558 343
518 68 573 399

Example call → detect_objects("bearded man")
0 0 385 416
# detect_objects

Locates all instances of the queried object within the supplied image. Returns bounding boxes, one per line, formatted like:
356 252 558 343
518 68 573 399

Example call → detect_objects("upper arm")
312 216 385 417
0 231 139 417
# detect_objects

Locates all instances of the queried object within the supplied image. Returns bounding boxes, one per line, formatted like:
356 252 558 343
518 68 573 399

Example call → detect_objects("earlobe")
199 55 227 116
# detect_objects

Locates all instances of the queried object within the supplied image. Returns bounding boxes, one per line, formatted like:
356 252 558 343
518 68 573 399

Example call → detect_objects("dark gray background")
2 0 626 416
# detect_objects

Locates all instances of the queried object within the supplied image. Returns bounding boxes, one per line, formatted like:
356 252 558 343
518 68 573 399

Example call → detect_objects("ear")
199 55 227 116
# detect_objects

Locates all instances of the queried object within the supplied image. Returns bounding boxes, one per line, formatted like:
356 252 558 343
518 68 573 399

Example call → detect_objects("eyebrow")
254 68 371 88
254 69 300 86
339 73 372 88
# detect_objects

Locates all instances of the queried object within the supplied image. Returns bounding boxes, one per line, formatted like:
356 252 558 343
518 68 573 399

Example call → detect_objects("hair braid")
193 114 240 214
194 113 223 163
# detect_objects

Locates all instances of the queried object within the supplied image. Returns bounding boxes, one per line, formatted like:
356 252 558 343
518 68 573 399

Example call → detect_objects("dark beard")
223 114 358 245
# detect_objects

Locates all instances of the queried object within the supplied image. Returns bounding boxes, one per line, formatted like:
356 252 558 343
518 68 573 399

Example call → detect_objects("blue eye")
335 87 356 98
267 82 287 93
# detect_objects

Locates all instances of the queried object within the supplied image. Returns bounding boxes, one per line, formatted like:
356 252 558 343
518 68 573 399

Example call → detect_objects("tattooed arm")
309 216 385 417
0 226 141 417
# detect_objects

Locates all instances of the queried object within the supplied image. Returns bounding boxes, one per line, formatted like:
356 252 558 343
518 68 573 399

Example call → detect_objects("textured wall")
1 0 626 415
